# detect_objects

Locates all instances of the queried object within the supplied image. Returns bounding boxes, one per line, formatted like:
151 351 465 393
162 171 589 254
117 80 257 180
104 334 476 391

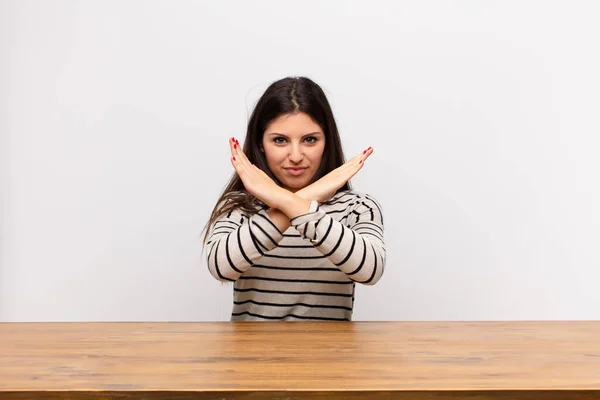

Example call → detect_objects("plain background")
1 0 599 322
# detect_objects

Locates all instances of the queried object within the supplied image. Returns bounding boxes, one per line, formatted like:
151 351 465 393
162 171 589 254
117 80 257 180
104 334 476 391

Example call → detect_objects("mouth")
285 167 307 176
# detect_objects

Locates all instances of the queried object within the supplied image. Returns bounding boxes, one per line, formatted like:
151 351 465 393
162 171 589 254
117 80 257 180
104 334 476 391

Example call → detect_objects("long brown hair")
201 76 351 246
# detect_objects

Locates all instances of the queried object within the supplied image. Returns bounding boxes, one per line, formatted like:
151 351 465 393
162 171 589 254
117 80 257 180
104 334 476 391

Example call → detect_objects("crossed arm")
227 136 373 231
204 137 384 284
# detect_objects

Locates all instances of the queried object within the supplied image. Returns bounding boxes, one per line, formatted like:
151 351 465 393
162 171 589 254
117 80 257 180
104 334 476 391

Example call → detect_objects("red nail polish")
234 144 237 149
360 160 363 164
363 150 367 154
233 156 236 161
236 140 239 145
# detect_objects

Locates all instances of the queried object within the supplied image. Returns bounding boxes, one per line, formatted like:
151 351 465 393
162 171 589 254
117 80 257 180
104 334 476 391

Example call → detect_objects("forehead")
265 112 323 136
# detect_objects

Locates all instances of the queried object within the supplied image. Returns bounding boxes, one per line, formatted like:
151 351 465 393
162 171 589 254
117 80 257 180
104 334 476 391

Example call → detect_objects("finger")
341 147 372 170
231 139 256 182
229 137 244 165
230 137 244 170
347 146 373 163
351 148 373 172
358 146 373 164
229 137 238 158
232 137 254 169
342 153 368 178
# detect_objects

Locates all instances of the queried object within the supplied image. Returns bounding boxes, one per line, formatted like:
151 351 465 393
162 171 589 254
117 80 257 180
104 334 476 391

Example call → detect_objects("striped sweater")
205 189 386 321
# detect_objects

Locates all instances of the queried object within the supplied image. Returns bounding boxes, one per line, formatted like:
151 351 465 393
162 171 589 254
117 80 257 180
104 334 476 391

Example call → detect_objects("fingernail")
234 144 237 149
232 156 236 161
236 139 239 145
363 150 367 154
359 160 363 164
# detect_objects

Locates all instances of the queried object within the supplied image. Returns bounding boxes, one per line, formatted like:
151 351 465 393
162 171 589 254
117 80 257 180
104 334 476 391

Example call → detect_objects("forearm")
288 194 386 285
266 208 292 233
266 188 314 231
313 217 386 285
275 189 312 220
206 209 285 282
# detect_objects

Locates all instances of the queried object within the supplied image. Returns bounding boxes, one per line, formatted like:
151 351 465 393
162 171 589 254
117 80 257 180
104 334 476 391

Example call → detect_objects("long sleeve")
206 207 284 282
289 193 386 285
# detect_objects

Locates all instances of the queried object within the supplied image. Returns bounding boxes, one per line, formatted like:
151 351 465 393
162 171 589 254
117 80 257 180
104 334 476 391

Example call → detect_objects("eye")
305 136 318 144
273 137 287 144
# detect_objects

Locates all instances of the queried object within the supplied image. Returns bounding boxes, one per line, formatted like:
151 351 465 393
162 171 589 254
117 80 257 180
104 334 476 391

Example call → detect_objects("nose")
288 144 304 164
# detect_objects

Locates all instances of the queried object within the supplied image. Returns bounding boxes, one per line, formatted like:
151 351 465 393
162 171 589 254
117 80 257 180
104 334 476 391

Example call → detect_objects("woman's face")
262 112 326 192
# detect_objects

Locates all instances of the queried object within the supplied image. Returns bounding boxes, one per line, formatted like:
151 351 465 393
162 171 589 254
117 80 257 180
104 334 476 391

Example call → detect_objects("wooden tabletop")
1 321 599 399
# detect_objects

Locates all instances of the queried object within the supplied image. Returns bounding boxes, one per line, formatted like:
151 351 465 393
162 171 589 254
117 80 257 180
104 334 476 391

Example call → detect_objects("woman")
202 76 386 321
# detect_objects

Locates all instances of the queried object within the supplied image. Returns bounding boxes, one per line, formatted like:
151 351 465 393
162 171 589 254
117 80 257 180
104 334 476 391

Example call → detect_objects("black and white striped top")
205 189 386 321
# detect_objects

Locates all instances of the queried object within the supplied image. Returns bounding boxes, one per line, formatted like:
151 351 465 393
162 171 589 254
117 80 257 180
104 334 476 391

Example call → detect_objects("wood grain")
1 321 599 399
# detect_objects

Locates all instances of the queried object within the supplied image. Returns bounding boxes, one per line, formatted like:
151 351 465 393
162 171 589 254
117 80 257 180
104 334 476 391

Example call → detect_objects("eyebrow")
267 132 323 137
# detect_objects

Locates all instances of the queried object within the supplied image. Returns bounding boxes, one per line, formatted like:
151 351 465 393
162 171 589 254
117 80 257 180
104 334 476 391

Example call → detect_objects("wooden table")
1 321 599 399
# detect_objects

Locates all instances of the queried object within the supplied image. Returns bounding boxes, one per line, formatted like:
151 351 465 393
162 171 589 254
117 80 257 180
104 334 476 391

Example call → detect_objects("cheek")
265 147 285 165
313 145 326 161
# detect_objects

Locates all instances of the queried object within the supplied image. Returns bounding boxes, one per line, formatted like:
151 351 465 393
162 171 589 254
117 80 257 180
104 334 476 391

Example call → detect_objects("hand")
297 146 374 202
229 137 284 209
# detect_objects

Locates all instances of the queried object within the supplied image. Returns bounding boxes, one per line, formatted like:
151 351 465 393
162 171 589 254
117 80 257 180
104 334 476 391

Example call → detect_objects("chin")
283 181 306 192
285 184 302 192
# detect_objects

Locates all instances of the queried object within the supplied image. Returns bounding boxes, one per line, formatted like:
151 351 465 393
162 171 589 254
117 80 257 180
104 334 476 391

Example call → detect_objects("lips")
285 167 307 176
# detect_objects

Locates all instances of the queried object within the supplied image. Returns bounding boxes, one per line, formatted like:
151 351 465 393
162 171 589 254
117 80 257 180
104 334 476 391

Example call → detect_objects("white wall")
1 0 599 322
